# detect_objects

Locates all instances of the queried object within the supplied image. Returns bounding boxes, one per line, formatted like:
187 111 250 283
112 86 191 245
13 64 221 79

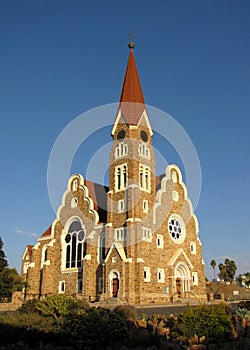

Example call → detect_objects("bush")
35 294 89 319
18 298 40 314
238 300 250 310
176 304 232 341
0 312 64 346
113 304 137 320
64 307 128 349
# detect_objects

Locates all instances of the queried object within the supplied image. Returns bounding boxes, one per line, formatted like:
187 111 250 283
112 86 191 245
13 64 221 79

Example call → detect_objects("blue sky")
0 0 249 280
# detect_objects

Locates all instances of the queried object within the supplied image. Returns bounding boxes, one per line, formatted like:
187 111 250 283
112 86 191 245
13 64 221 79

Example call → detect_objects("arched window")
115 164 127 191
65 220 86 269
139 164 151 192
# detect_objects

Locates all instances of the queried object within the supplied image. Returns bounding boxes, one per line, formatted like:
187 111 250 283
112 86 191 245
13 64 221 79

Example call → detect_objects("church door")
112 278 119 297
176 278 181 298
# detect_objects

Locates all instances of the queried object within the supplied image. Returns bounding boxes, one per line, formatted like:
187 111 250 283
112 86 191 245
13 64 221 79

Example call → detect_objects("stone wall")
0 291 24 311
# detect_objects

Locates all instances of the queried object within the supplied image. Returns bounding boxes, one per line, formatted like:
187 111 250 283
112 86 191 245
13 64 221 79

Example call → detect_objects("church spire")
118 40 146 125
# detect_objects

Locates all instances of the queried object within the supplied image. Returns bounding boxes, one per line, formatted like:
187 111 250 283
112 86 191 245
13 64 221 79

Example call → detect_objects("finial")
128 32 135 49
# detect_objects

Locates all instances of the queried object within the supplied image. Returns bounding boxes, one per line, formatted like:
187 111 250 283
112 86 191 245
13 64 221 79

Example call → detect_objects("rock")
199 336 206 343
189 335 199 345
191 345 206 350
156 325 166 336
136 319 147 328
159 319 166 327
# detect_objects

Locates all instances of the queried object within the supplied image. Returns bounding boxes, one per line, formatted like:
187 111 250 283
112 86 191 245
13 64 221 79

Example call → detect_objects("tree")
210 260 216 280
0 268 26 299
237 272 250 288
0 236 8 272
218 259 237 283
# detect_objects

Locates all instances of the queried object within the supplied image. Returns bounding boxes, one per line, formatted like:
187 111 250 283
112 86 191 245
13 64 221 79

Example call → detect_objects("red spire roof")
118 44 146 125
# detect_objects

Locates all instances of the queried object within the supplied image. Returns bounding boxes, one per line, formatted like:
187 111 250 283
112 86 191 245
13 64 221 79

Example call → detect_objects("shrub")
64 307 128 349
18 298 40 314
238 300 250 310
113 304 137 320
35 294 89 319
177 303 232 341
0 312 63 346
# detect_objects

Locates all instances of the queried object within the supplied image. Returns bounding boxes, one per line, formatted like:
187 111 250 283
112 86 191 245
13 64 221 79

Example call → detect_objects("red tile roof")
27 245 33 255
118 47 146 125
41 226 52 237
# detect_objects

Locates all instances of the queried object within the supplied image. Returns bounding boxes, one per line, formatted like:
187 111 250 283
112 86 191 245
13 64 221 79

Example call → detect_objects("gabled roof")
41 226 51 237
118 44 146 125
27 245 33 254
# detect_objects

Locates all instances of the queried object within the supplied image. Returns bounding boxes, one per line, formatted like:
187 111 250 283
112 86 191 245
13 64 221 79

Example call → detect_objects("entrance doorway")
112 277 119 297
109 270 120 298
176 278 181 298
174 262 191 298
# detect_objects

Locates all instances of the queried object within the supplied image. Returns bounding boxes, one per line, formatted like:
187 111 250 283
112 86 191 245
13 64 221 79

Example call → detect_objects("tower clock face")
140 130 148 142
168 215 186 243
117 130 126 140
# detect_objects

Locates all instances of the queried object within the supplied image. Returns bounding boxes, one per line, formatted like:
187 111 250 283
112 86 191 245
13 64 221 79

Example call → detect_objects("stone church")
22 42 206 304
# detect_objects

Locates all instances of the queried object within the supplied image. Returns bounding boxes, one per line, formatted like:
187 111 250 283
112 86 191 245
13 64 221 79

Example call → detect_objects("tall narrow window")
115 142 128 159
99 235 105 261
139 165 143 188
142 199 148 213
59 281 65 294
145 168 149 190
115 164 127 191
114 228 126 242
64 220 86 269
118 199 125 213
139 164 151 192
117 167 121 190
138 143 150 159
123 165 127 188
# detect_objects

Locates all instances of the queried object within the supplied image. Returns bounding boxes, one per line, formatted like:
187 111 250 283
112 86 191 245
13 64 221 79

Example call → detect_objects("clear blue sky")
0 0 249 280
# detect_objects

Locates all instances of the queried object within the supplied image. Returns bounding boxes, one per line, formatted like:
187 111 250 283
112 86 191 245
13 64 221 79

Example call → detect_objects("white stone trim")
168 248 193 269
58 280 65 294
156 234 164 249
138 110 153 136
192 272 198 286
144 266 151 282
158 268 165 283
83 254 91 260
105 242 127 262
57 174 99 225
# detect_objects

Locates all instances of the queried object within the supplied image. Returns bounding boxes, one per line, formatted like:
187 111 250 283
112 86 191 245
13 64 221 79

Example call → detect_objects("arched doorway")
108 270 120 298
174 262 191 298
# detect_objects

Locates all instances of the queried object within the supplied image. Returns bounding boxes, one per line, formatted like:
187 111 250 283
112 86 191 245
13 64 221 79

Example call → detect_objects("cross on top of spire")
128 32 135 49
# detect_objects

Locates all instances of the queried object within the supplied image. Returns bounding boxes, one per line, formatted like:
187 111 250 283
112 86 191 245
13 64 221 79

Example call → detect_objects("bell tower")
106 41 156 257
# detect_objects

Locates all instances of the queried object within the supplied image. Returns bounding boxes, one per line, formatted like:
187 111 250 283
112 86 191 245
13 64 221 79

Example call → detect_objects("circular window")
65 234 71 243
117 130 125 141
78 230 85 241
168 215 185 243
140 130 148 142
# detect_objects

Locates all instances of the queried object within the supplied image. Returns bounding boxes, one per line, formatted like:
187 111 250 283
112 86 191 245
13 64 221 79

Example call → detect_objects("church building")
22 41 207 304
